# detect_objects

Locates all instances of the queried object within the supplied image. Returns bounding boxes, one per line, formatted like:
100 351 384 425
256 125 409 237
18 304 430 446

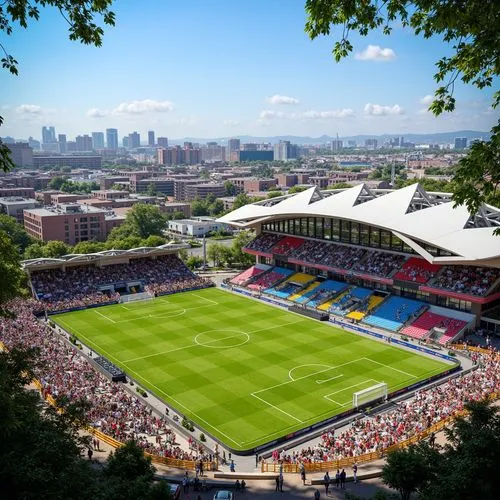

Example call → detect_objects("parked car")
213 490 233 500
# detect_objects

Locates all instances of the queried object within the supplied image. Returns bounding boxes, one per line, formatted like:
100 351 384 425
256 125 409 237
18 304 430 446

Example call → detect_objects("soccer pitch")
53 287 452 451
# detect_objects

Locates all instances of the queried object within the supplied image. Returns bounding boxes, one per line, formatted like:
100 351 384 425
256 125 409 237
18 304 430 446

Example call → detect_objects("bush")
135 386 147 397
401 335 409 342
448 350 456 357
200 433 206 442
182 416 195 432
48 320 55 328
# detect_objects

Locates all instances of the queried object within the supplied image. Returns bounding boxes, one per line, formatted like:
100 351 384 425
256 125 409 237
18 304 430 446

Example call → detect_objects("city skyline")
1 0 498 140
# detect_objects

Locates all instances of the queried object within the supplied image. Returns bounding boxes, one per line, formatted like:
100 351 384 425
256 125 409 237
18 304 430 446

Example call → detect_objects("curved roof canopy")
218 184 500 266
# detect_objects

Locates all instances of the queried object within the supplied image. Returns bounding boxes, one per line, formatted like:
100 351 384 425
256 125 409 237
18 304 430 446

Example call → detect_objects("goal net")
353 382 388 408
120 292 154 304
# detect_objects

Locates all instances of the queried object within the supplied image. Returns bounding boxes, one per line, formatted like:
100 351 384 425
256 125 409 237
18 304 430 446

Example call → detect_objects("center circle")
194 330 250 349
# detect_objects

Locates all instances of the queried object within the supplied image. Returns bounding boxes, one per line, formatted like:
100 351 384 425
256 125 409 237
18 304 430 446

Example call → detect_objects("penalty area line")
251 392 303 423
94 309 116 323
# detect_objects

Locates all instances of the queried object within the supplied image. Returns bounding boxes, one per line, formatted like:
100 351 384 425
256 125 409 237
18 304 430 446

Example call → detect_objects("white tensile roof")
218 184 500 266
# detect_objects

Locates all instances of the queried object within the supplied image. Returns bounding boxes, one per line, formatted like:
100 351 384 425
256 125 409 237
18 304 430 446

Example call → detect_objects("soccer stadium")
1 183 499 472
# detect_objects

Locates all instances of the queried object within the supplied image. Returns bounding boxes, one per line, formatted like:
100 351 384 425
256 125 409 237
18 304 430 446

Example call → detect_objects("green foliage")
304 0 499 114
181 416 195 432
111 203 167 240
191 196 225 217
142 235 166 247
23 242 46 260
287 185 308 194
0 213 34 252
59 180 100 194
328 182 352 189
382 442 440 500
72 241 106 254
146 182 158 196
224 180 236 196
267 190 282 199
200 433 206 442
250 164 274 179
452 122 500 223
230 230 256 267
207 242 225 267
49 176 68 190
0 230 26 310
185 255 203 270
43 240 71 258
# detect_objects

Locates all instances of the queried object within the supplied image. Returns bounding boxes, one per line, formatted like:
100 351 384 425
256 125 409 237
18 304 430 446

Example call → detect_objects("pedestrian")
241 479 246 491
230 460 235 472
300 462 306 485
324 471 330 495
429 432 436 447
87 447 93 461
95 438 100 451
340 469 346 489
353 462 358 483
279 472 284 492
335 469 340 488
314 488 321 500
199 459 204 477
275 475 280 492
256 453 259 468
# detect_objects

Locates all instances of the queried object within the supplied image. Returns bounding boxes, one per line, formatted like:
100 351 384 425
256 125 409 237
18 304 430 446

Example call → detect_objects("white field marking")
323 379 379 404
94 309 116 324
148 309 186 320
250 392 303 423
316 374 344 385
123 331 249 363
120 365 244 447
121 305 130 311
194 331 250 349
190 293 219 305
363 357 418 379
113 302 214 324
328 399 350 407
247 318 304 335
287 358 365 384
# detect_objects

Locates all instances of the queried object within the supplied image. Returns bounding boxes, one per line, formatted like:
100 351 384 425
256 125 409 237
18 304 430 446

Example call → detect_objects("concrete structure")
157 137 168 148
168 217 230 237
0 197 39 222
228 138 241 162
136 178 175 196
148 131 155 147
160 202 191 218
174 179 205 201
273 140 299 161
91 190 128 201
23 204 108 244
454 137 467 150
6 143 33 167
229 177 277 193
35 190 60 205
58 134 67 153
184 182 225 201
127 171 152 192
33 155 102 169
128 132 140 149
0 187 36 198
99 176 129 190
75 135 93 152
276 173 299 188
51 193 88 204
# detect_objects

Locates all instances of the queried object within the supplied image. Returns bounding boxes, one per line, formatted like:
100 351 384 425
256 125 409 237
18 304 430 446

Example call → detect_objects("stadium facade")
219 183 500 334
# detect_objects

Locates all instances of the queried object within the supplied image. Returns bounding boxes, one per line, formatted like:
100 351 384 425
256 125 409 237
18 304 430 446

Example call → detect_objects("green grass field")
53 287 451 451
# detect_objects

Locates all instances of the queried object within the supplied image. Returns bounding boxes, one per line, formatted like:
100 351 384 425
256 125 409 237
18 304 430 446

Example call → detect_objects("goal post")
353 382 388 408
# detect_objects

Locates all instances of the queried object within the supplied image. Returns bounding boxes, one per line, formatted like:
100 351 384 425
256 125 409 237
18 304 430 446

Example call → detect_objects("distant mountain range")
169 130 489 146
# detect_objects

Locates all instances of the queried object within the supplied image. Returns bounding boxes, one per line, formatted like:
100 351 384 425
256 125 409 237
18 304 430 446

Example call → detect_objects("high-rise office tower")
128 132 140 149
106 128 118 150
454 137 467 149
58 134 67 153
92 132 105 149
228 138 241 162
148 130 155 147
75 134 93 151
42 126 56 144
157 137 169 148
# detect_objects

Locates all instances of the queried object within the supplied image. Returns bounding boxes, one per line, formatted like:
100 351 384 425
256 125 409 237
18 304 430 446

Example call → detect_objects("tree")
0 213 34 252
49 176 68 190
142 235 166 247
121 204 167 239
1 0 116 172
231 230 256 267
224 180 236 196
0 230 26 312
420 400 500 499
146 183 158 196
232 193 252 210
185 255 203 270
191 198 209 217
304 0 500 220
288 185 308 194
267 190 282 199
207 242 224 267
43 240 70 258
23 242 46 260
72 241 106 254
209 198 225 216
328 182 352 189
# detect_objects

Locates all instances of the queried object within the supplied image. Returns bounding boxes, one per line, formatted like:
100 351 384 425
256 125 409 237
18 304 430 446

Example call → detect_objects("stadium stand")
230 264 270 286
353 250 406 278
289 280 321 303
247 267 294 292
393 257 441 284
328 287 373 316
363 296 426 332
270 236 304 256
400 311 467 343
30 255 212 313
265 272 315 299
0 299 211 462
244 233 282 253
346 294 385 321
431 265 500 296
306 280 348 308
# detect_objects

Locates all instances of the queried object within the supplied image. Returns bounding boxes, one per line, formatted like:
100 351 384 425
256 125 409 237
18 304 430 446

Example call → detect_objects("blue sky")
1 0 498 142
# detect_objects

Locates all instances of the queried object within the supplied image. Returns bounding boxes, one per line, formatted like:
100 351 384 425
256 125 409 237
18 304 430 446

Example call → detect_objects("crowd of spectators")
275 350 499 464
30 255 212 312
271 237 304 256
244 233 282 253
353 251 406 278
431 266 500 296
290 241 365 271
393 258 441 284
0 298 210 463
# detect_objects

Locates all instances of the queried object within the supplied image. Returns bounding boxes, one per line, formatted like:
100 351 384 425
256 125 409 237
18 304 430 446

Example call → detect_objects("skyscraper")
42 126 56 144
228 138 240 161
128 132 140 149
157 137 169 148
454 137 467 149
92 132 105 150
75 134 93 151
106 128 118 150
148 131 155 147
57 134 67 153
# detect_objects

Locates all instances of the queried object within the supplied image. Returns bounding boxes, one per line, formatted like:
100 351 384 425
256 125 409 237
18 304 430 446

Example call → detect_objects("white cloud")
420 95 434 106
267 94 300 105
16 104 43 115
259 110 286 119
364 103 404 116
355 45 396 61
303 109 355 119
87 108 108 118
112 99 174 115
